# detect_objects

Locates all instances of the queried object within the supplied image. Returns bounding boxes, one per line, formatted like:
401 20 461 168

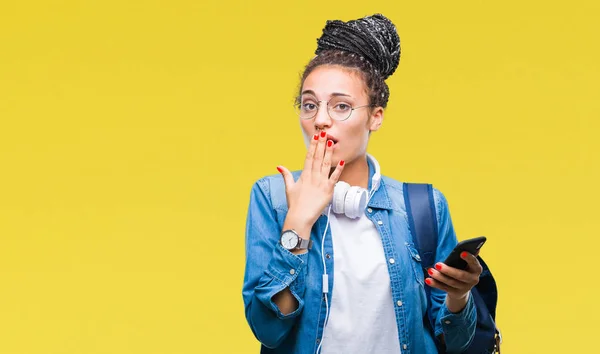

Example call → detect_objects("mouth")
326 134 339 145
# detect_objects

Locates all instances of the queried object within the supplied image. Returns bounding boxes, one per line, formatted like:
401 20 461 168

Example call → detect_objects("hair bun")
315 13 401 80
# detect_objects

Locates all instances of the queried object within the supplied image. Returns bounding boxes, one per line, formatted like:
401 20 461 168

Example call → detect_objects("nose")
313 102 332 131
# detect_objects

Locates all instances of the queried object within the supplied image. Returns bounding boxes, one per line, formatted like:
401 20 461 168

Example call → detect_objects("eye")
302 103 317 111
332 103 351 111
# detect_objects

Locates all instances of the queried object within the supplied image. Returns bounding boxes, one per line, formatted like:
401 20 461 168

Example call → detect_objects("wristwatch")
280 229 313 251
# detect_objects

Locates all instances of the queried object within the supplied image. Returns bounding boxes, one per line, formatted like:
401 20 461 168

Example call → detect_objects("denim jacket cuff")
257 242 309 319
434 292 477 343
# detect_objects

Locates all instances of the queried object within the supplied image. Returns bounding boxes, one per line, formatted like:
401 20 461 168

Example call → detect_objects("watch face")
281 231 299 249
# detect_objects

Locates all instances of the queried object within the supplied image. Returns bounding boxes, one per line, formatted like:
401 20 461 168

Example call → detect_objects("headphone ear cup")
332 181 350 214
344 186 368 219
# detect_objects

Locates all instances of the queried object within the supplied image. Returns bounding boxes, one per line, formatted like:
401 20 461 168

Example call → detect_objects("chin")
331 150 344 166
330 149 338 160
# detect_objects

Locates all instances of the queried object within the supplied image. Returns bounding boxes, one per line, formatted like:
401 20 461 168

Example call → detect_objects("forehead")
302 65 366 99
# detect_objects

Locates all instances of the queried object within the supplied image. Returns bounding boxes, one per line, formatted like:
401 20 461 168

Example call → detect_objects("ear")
368 107 384 132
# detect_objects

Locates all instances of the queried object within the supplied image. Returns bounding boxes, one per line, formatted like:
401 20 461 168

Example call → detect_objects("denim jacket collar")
366 153 393 210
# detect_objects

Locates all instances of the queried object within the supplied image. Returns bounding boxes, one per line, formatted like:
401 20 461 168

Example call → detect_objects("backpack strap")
402 182 442 348
403 183 438 268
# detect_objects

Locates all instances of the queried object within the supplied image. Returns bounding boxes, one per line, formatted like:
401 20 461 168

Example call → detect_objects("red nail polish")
276 167 283 173
320 131 326 138
314 134 319 140
435 264 442 271
327 140 333 147
425 278 432 285
428 268 434 276
339 160 345 166
461 252 468 259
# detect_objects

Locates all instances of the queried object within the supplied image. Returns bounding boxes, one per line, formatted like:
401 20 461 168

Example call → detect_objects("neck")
334 154 370 189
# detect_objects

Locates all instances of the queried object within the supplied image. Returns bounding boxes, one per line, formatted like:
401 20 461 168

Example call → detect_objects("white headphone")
329 153 382 219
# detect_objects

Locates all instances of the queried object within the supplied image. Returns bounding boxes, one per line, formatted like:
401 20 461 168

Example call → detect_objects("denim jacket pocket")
405 243 426 286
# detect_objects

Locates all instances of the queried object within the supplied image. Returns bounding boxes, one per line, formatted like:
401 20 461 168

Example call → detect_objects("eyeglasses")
294 96 374 121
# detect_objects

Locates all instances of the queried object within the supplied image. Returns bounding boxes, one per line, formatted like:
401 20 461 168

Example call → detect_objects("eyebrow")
301 90 353 98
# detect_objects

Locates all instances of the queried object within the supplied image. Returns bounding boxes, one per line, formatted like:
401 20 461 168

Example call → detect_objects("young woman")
242 14 482 354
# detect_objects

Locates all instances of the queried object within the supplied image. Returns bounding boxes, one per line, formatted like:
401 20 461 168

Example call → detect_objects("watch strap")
297 237 313 250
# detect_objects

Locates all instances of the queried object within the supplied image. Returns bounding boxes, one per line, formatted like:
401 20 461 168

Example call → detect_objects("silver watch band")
297 237 313 250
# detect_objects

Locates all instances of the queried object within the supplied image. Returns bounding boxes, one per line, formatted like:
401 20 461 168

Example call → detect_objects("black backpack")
403 183 501 354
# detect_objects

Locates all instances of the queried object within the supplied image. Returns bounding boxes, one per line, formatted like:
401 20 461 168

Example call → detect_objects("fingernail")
339 160 345 166
461 252 468 259
327 140 333 147
427 268 434 276
425 278 432 285
320 131 326 138
276 166 283 173
435 264 442 271
313 134 319 140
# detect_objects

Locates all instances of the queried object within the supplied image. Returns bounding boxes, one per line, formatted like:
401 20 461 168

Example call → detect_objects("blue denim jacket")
242 158 477 354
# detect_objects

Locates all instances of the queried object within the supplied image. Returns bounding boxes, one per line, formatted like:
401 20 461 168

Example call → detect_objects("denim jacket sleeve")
242 178 309 349
430 188 477 353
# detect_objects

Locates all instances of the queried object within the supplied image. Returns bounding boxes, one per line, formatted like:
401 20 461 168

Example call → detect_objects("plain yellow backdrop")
1 0 598 353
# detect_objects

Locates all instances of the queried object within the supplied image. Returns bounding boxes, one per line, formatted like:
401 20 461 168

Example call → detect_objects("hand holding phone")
443 236 486 270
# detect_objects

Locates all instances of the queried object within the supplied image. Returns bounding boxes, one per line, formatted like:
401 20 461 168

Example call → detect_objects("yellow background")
1 0 598 353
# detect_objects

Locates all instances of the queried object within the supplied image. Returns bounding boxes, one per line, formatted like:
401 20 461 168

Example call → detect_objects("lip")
326 134 339 143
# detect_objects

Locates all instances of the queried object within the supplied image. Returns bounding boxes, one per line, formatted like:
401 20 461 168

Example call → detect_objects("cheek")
341 123 370 150
300 121 312 134
347 122 369 139
299 121 313 148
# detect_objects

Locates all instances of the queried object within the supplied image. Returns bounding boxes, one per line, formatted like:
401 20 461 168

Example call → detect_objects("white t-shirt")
320 211 402 354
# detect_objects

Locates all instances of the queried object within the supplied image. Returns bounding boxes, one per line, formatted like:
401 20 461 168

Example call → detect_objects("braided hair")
296 13 401 109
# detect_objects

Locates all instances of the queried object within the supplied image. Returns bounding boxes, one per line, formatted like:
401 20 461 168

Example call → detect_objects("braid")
316 14 400 80
295 14 400 109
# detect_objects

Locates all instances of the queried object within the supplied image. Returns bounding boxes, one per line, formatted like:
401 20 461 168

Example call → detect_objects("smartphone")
443 236 487 270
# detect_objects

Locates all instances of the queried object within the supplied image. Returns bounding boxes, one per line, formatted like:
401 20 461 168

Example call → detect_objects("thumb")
276 166 295 189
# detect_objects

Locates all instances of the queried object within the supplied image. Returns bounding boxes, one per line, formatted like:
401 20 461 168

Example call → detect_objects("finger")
434 262 474 284
427 268 469 290
312 131 327 179
302 133 319 178
328 159 345 185
425 278 461 296
461 251 483 274
321 139 334 177
276 165 295 190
